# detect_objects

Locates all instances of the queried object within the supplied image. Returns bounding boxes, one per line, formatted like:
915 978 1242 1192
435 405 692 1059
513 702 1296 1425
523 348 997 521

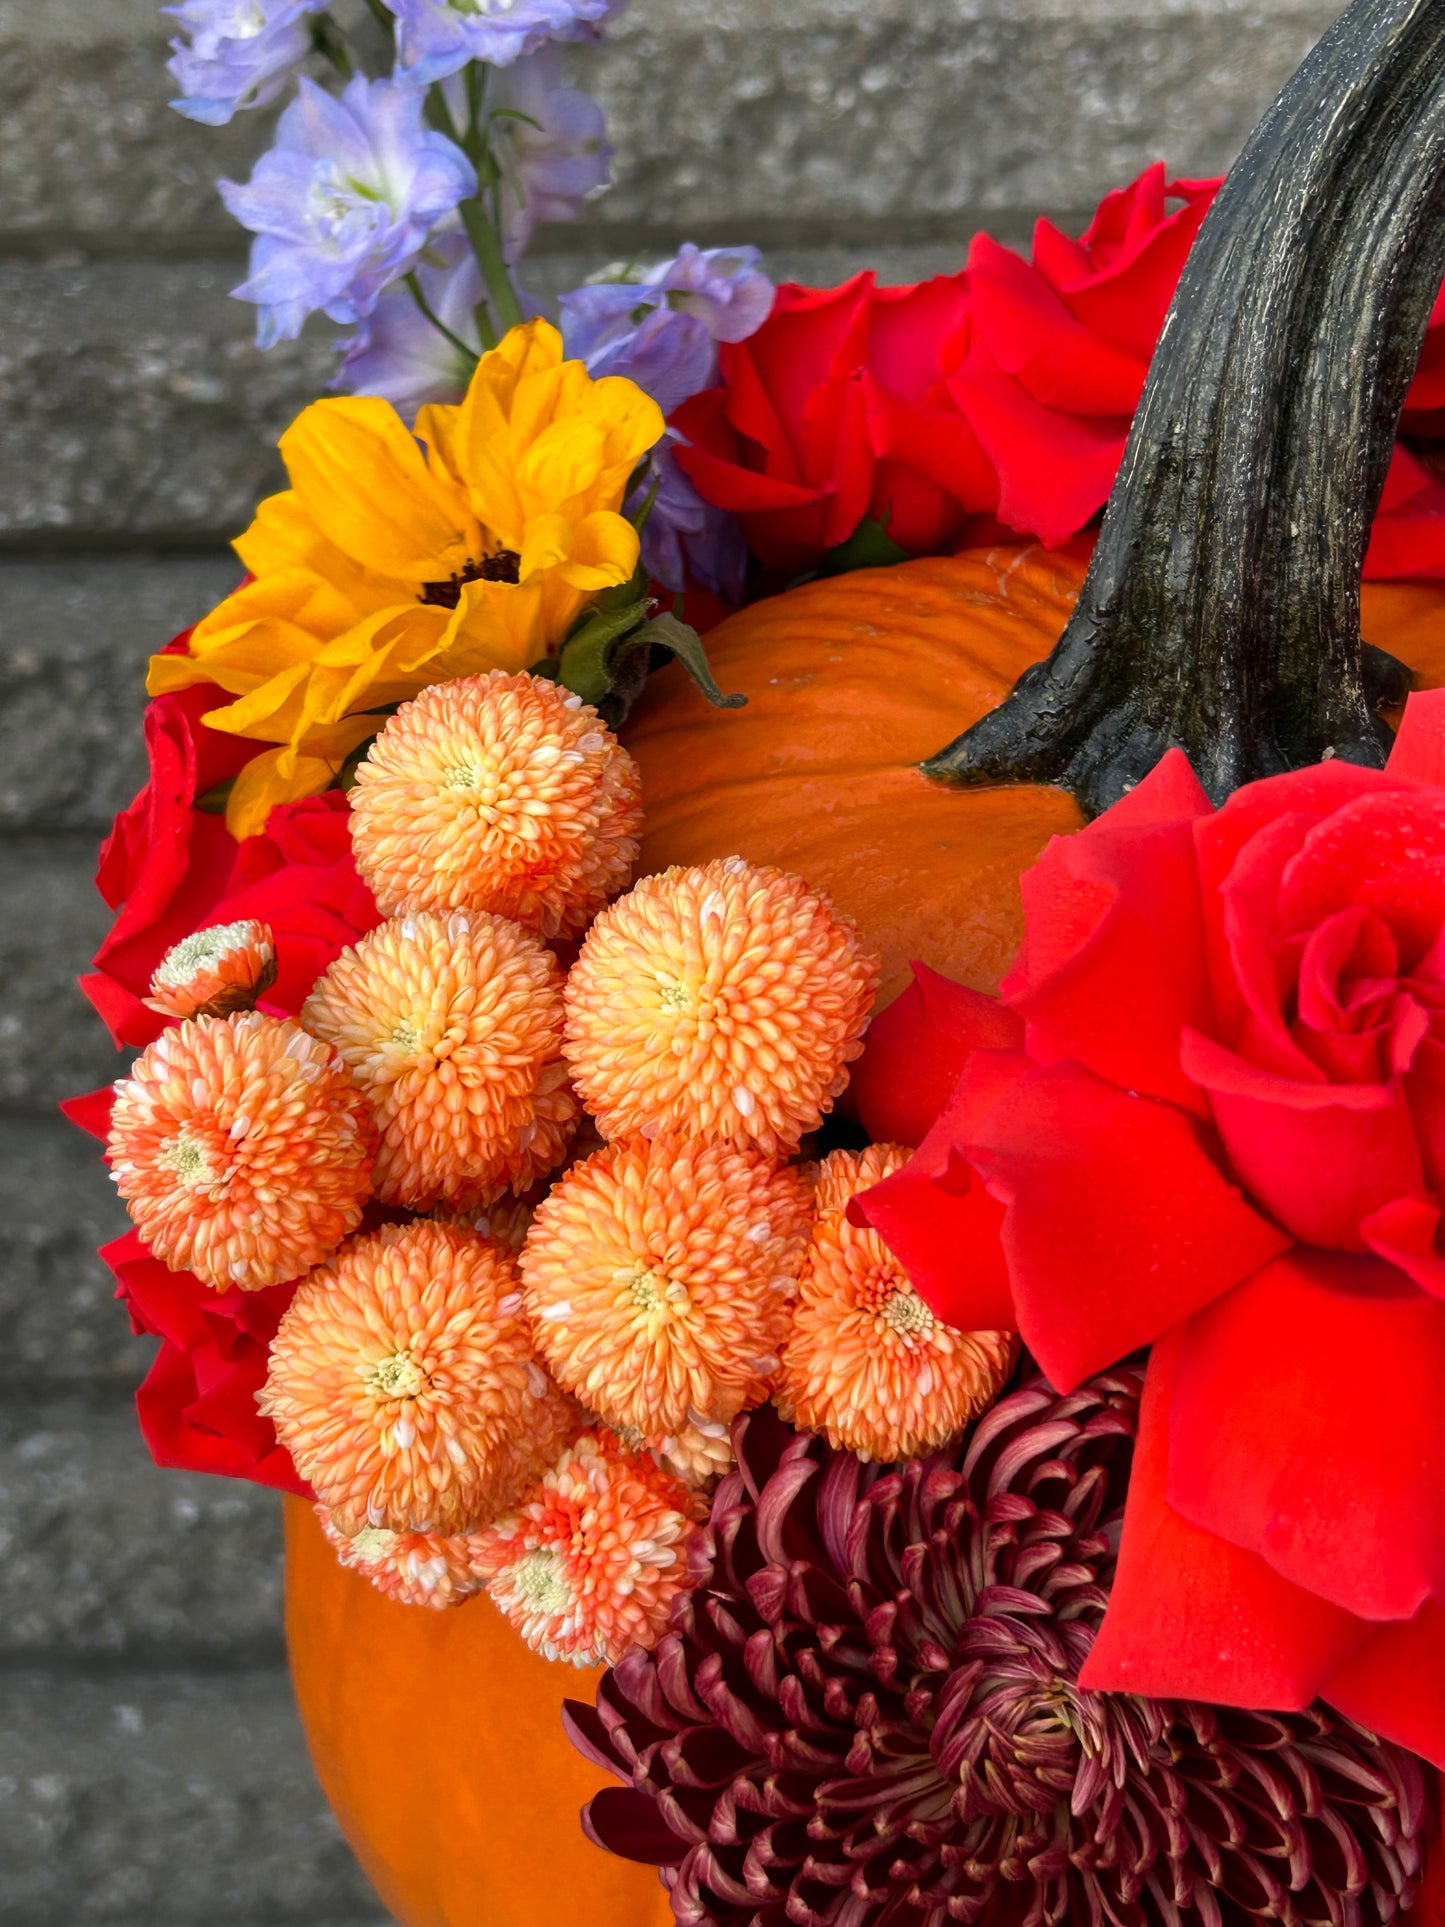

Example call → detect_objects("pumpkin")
626 544 1089 1008
284 1497 674 1927
284 4 1445 1921
627 551 1445 1008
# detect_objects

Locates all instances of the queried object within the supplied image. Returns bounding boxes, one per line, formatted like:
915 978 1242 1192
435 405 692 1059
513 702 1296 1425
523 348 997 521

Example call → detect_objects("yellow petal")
553 510 641 592
224 748 341 841
279 396 479 583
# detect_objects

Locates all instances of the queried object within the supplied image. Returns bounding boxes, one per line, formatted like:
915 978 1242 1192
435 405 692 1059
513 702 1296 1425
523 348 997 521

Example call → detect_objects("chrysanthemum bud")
145 918 277 1019
474 1431 699 1665
349 670 643 937
302 910 577 1211
108 1011 374 1291
261 1221 578 1537
564 858 878 1154
776 1144 1015 1462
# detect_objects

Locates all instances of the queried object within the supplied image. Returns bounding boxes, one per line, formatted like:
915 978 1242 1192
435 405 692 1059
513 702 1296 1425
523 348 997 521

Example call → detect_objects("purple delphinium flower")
561 245 773 600
166 0 326 126
490 48 611 265
386 0 625 84
221 75 477 348
629 434 747 601
333 228 485 417
559 244 774 412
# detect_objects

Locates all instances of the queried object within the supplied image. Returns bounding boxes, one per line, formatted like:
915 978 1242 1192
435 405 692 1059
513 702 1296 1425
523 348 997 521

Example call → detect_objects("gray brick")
0 1118 147 1391
0 836 117 1111
592 0 1343 234
0 0 1340 246
0 1667 389 1922
0 554 240 832
0 1401 284 1659
0 263 332 540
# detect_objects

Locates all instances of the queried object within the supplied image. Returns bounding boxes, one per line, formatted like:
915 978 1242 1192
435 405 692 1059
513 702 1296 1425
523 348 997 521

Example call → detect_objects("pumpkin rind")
624 546 1090 1009
284 1495 673 1927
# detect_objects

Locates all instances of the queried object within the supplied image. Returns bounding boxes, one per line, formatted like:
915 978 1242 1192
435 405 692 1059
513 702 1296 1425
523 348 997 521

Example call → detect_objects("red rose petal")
1277 789 1445 965
1363 1195 1445 1299
967 231 1147 417
1181 1028 1424 1249
1167 1249 1445 1621
1003 749 1214 1114
1388 687 1445 788
852 1050 1028 1332
946 342 1128 548
849 963 1023 1147
968 1061 1289 1389
1080 1325 1369 1707
1323 1601 1445 1770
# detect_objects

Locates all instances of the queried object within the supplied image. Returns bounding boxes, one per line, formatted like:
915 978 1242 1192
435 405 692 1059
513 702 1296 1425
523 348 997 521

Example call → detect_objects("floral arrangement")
62 1 1445 1923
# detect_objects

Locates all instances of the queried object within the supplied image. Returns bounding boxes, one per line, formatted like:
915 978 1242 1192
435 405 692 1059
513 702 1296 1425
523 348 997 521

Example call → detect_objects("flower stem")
460 196 525 334
404 273 481 368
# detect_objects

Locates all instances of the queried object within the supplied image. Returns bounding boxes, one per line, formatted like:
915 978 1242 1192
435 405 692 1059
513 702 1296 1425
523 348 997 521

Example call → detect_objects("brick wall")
0 2 1341 1920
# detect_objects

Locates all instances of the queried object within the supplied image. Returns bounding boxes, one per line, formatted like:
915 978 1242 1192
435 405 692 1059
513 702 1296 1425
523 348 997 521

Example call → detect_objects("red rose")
85 667 253 1048
207 790 379 1016
948 165 1218 544
104 1229 309 1495
677 163 1445 575
856 690 1445 1763
672 270 995 573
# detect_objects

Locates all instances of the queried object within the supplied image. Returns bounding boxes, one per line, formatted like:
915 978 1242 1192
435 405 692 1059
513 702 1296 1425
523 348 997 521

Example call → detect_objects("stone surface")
0 554 240 831
0 0 1341 246
0 1402 284 1659
0 263 332 541
0 837 121 1110
0 1668 390 1923
0 1118 147 1390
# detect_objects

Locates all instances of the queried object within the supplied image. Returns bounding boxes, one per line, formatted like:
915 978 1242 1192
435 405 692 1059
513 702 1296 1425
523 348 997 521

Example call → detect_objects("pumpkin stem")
925 0 1445 816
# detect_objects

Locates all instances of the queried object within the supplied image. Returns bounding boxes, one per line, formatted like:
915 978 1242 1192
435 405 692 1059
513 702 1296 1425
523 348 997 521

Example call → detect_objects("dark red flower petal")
1080 1324 1369 1707
849 963 1023 1147
1167 1249 1445 1621
967 1060 1289 1389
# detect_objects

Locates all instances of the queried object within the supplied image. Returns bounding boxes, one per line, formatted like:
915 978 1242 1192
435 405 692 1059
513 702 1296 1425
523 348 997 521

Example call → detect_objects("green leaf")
814 515 911 578
644 611 746 710
556 593 653 705
195 776 236 815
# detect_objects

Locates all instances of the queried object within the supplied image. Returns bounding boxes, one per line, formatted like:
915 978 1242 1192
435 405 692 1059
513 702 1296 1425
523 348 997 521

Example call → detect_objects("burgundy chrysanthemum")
568 1371 1432 1927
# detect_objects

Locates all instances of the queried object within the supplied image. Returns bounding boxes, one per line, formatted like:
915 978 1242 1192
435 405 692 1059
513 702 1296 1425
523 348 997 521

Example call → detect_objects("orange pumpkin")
627 544 1091 1007
626 546 1445 1007
284 1496 674 1927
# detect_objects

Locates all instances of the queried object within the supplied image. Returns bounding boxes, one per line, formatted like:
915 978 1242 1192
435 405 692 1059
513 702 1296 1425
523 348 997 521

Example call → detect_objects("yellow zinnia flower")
150 319 664 838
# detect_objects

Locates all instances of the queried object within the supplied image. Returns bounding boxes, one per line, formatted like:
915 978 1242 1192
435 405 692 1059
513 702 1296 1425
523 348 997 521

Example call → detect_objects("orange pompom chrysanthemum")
776 1145 1016 1463
349 670 643 938
302 910 577 1211
261 1221 578 1536
520 1135 811 1439
473 1430 699 1664
108 1011 374 1291
145 918 277 1020
316 1505 487 1610
564 858 879 1154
